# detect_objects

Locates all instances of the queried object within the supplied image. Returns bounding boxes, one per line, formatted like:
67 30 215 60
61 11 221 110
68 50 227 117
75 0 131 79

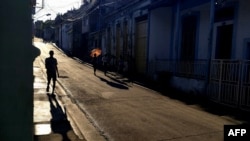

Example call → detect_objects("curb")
55 82 106 141
37 44 106 141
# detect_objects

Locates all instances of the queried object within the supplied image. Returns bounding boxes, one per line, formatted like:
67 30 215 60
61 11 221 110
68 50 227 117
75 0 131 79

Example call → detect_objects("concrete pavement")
33 39 249 141
33 39 106 141
33 43 86 141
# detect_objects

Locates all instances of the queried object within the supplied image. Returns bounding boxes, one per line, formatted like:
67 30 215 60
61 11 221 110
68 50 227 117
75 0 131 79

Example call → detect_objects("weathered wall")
235 0 250 59
148 7 172 61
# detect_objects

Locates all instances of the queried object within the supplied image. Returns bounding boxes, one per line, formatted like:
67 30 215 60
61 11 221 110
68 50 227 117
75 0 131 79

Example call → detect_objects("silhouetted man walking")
92 53 97 75
102 54 108 75
45 50 59 94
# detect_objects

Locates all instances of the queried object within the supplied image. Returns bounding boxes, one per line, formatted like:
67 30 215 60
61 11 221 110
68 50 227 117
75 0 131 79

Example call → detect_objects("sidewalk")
33 51 84 141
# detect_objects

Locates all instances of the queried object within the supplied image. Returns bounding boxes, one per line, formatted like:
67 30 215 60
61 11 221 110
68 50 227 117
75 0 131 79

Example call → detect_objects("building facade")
50 0 250 111
148 0 250 110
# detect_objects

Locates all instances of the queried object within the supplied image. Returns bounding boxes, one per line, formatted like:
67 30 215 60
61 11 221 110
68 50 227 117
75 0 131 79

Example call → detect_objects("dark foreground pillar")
0 1 35 141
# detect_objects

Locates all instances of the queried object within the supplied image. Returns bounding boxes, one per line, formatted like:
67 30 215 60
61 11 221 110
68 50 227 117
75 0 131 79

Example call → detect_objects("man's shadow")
47 94 72 141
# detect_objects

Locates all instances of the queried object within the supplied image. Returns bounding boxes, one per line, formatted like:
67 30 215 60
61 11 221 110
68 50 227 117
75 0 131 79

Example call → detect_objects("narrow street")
34 40 243 141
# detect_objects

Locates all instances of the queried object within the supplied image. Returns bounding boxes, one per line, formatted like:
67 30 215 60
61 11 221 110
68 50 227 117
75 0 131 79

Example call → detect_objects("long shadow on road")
96 75 129 90
106 74 131 87
33 94 84 141
47 94 85 141
48 94 72 141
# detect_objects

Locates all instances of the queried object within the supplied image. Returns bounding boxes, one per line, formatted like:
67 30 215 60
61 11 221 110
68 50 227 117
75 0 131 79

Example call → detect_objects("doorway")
180 15 197 61
215 24 233 59
135 18 148 74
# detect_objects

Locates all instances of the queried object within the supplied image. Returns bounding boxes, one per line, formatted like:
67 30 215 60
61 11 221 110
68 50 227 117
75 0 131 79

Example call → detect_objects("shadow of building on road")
159 85 250 124
47 94 72 141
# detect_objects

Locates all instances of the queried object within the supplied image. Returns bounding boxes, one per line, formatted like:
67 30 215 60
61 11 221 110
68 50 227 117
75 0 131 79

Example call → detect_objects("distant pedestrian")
102 54 108 75
118 56 124 74
45 50 59 94
92 53 98 75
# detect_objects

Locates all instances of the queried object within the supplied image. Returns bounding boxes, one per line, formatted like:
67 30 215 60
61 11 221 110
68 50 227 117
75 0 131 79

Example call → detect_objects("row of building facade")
35 0 250 111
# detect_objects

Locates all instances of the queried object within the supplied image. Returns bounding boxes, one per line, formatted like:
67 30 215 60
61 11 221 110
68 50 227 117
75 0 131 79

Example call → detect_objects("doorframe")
243 38 250 60
212 20 234 59
134 16 148 74
179 12 200 61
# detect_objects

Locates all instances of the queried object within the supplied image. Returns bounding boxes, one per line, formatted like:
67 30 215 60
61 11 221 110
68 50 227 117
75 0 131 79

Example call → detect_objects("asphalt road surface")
34 40 244 141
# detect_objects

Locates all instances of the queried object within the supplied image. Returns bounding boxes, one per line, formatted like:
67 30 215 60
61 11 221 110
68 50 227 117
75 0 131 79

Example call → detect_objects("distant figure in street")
92 53 98 75
45 50 59 94
102 54 108 75
118 56 124 74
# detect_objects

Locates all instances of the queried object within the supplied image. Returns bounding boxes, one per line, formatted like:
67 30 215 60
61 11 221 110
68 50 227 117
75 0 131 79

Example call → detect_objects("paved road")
34 40 243 141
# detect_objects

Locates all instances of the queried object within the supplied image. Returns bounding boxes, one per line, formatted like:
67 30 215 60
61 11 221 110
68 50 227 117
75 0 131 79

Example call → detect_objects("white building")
148 0 250 110
92 0 250 110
